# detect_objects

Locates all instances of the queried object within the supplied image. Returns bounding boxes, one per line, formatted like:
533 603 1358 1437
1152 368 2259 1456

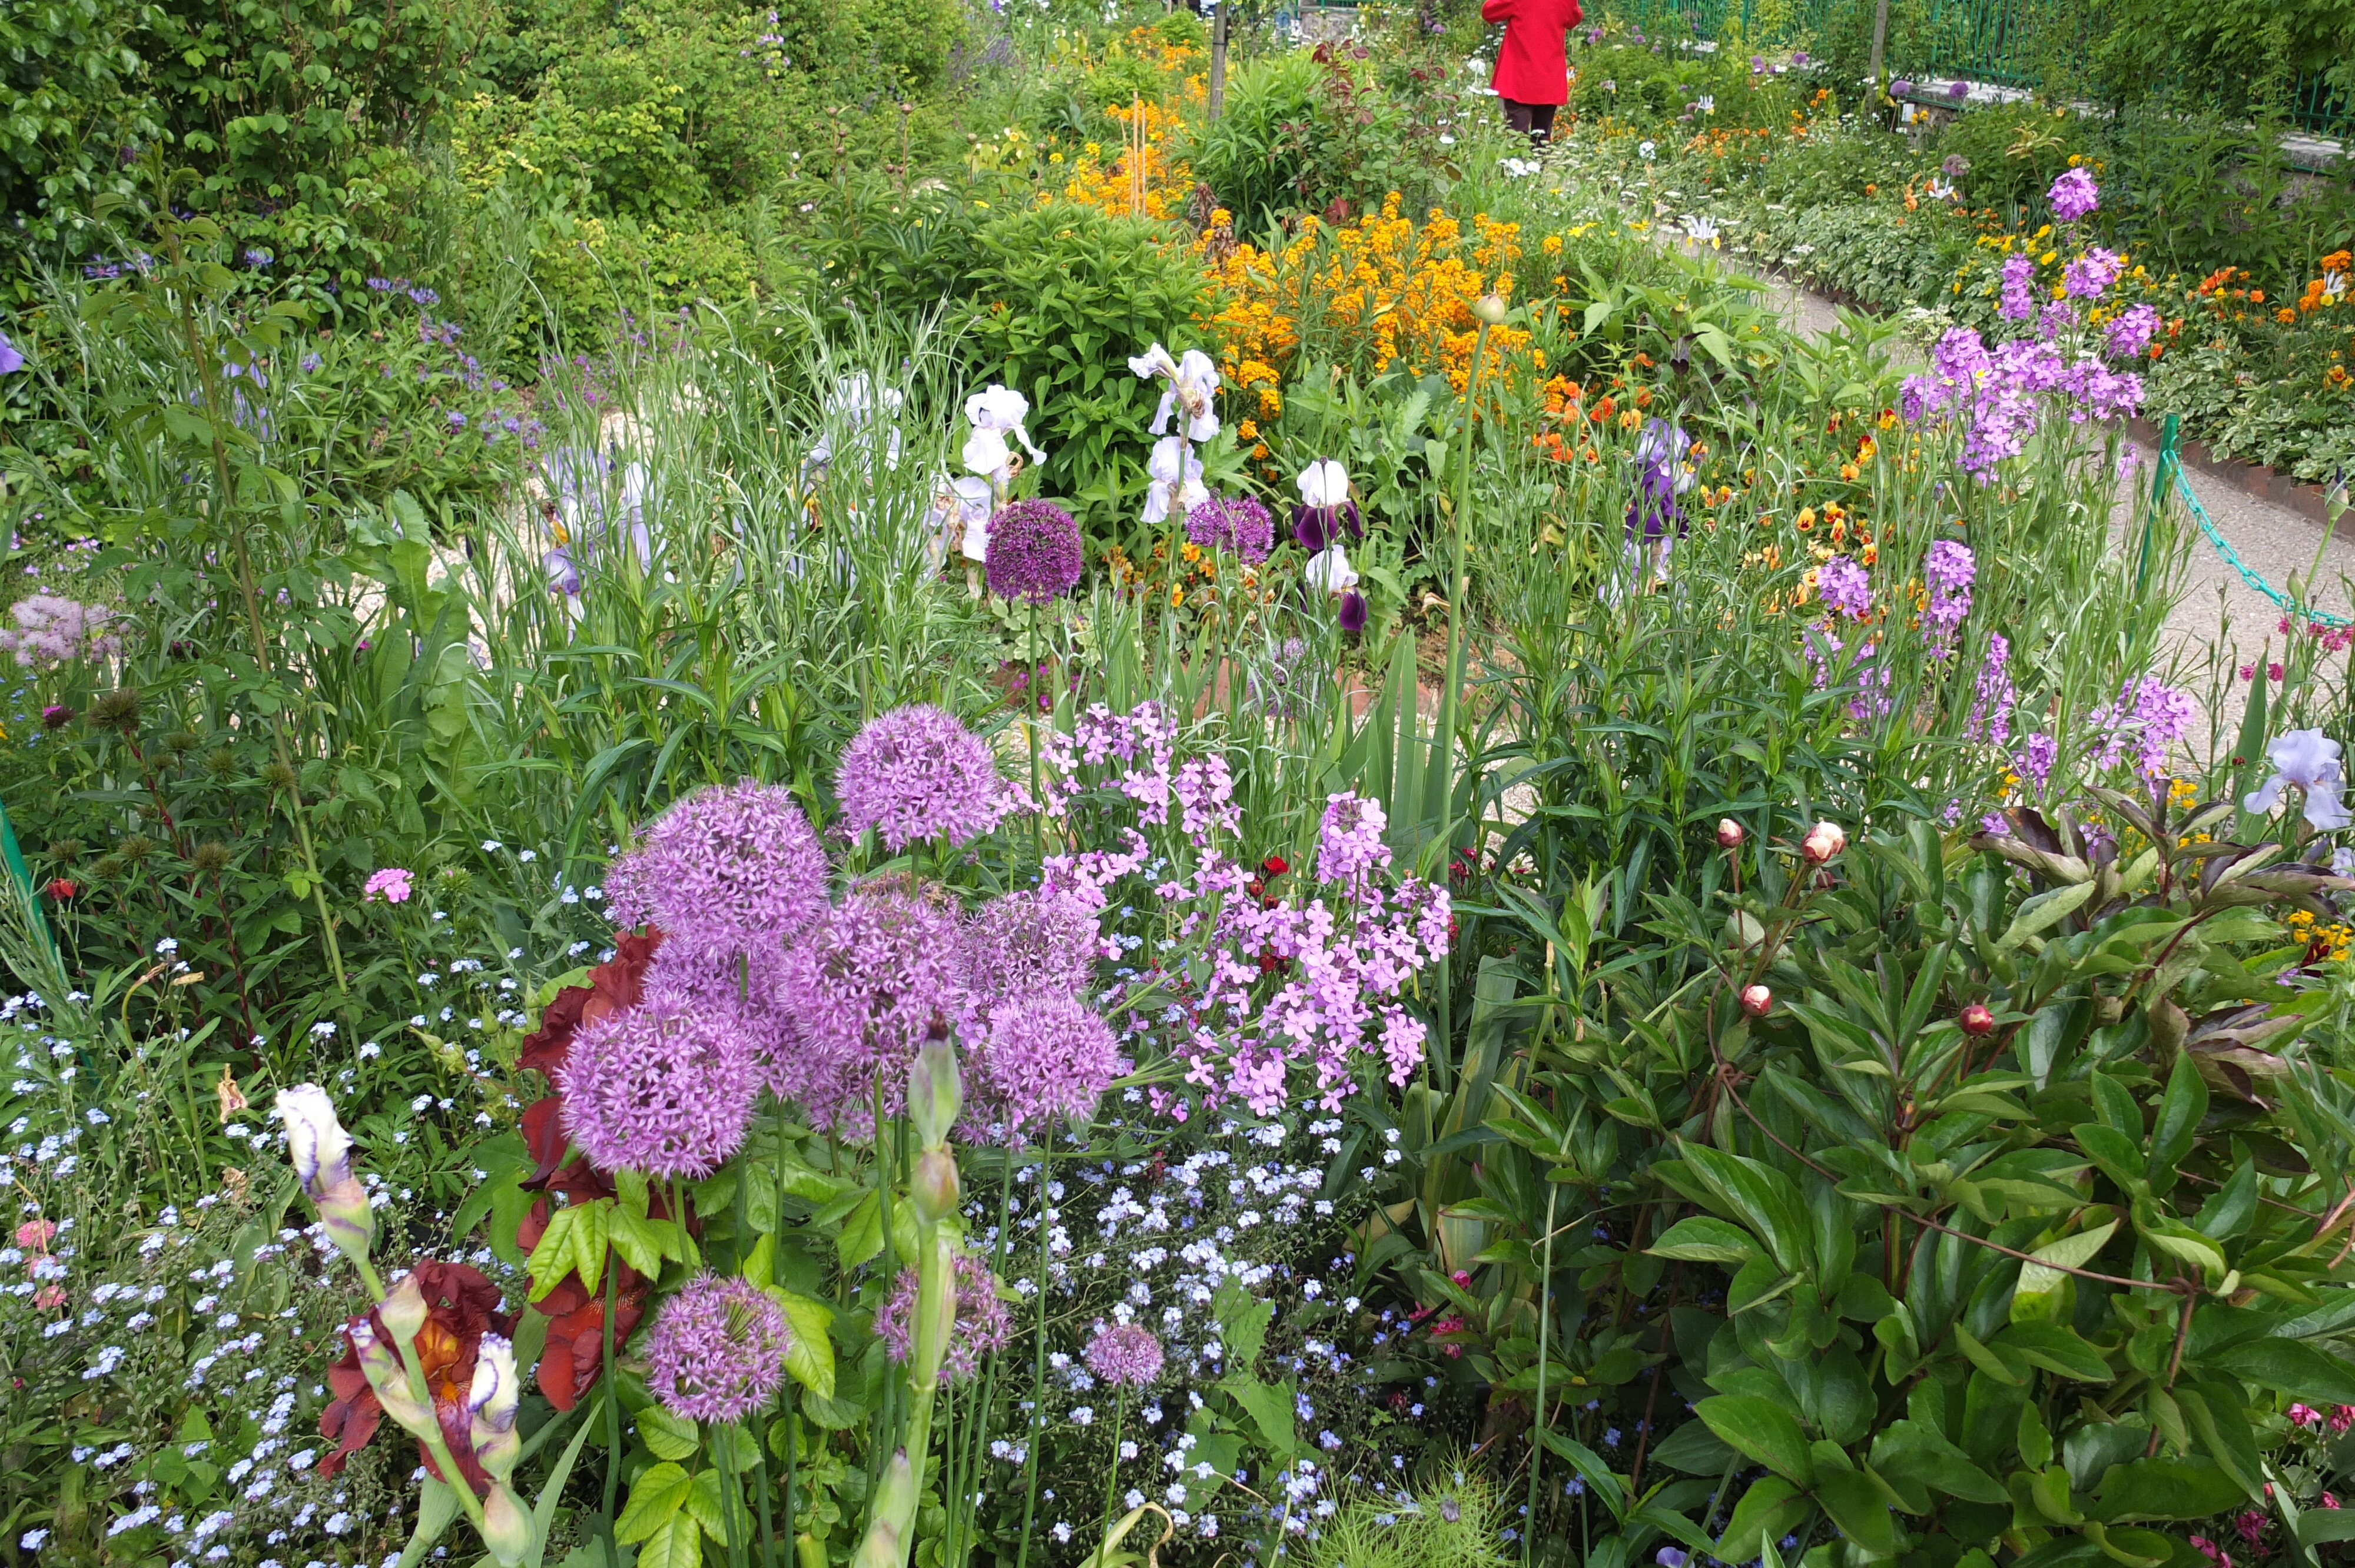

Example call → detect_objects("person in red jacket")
1482 0 1584 145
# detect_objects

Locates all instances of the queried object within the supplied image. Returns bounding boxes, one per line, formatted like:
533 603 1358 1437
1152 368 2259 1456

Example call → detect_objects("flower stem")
1013 1135 1053 1568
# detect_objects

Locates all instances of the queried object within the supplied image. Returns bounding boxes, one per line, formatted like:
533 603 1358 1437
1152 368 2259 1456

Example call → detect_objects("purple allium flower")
972 995 1122 1135
964 889 1099 1009
835 704 1009 852
642 1273 792 1423
1083 1323 1164 1387
985 500 1083 604
1316 792 1391 885
1889 79 1913 97
1946 80 1968 99
1999 254 2038 321
772 885 966 1125
2049 167 2099 222
2062 247 2125 301
559 991 758 1178
1185 495 1275 562
1816 556 1871 619
1942 154 1971 178
605 780 828 962
874 1254 1011 1384
2105 303 2161 360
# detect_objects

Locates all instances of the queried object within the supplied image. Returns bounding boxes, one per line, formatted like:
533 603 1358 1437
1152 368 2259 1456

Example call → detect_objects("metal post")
2137 412 2179 593
1209 2 1229 120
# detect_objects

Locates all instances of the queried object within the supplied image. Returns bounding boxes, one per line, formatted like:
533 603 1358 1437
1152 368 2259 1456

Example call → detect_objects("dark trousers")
1503 98 1560 144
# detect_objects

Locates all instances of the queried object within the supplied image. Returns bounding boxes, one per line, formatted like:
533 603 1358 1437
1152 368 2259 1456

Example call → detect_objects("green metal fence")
1591 0 2349 136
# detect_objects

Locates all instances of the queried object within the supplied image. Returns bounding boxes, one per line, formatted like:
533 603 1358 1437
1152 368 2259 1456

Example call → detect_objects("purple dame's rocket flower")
1084 1323 1165 1387
559 991 758 1178
874 1254 1011 1384
1317 792 1391 885
2105 303 2161 360
1923 541 1975 652
605 780 829 962
642 1273 792 1423
835 703 1009 852
2062 247 2125 301
986 499 1083 604
1816 556 1871 619
1966 633 2015 746
1999 254 2038 321
2049 167 2099 222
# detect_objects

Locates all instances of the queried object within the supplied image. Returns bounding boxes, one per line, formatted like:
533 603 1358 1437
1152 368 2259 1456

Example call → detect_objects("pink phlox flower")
363 867 414 905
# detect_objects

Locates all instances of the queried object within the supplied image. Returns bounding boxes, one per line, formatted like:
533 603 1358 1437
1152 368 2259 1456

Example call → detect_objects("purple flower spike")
605 780 828 962
643 1274 792 1423
1084 1323 1165 1387
559 992 758 1179
836 704 1009 852
2049 167 2099 222
986 499 1083 604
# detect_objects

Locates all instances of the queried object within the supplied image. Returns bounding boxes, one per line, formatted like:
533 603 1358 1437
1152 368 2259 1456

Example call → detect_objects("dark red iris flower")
317 1260 512 1493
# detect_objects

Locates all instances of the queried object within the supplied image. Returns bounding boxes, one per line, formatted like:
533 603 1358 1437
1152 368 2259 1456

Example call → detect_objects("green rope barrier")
2154 413 2352 630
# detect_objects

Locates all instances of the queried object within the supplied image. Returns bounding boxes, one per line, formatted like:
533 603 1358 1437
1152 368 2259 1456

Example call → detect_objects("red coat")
1483 0 1583 106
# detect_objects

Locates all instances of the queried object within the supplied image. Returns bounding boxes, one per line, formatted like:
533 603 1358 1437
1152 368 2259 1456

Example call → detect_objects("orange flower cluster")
2296 252 2350 315
1055 97 1196 223
1196 193 1537 393
1530 374 1599 463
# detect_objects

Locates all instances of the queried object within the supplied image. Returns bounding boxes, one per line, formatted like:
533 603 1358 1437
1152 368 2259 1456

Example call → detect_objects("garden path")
1730 261 2355 677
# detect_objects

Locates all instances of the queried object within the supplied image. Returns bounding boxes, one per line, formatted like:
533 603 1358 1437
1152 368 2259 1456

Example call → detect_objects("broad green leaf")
615 1463 692 1544
635 1510 703 1568
2015 1221 2120 1321
1535 1427 1627 1515
1716 1475 1808 1562
1648 1217 1762 1266
2207 1338 2355 1407
1697 1394 1816 1484
2089 1457 2249 1522
1869 1419 2008 1504
1997 1321 2115 1384
638 1406 700 1462
608 1205 668 1278
1999 880 2098 951
1814 1467 1899 1555
1222 1376 1298 1463
837 1191 883 1270
764 1287 838 1400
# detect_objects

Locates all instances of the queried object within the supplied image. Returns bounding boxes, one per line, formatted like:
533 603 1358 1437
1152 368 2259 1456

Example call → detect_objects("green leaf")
1997 1321 2115 1384
638 1405 701 1462
837 1191 883 1270
2207 1339 2355 1407
635 1510 703 1568
1869 1420 2008 1504
2298 1509 2355 1547
1648 1217 1763 1266
2014 1221 2120 1322
801 1389 865 1430
1815 1466 1900 1556
2174 1384 2266 1501
1222 1376 1298 1463
1697 1394 1816 1484
615 1462 693 1544
1716 1476 1809 1562
2089 1458 2250 1522
608 1205 669 1278
1999 880 2098 951
2145 1054 2207 1195
764 1288 838 1400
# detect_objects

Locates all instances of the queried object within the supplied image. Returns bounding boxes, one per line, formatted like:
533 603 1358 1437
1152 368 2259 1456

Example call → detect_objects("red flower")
1260 855 1289 878
518 926 664 1078
530 1261 651 1411
317 1261 512 1492
44 879 76 900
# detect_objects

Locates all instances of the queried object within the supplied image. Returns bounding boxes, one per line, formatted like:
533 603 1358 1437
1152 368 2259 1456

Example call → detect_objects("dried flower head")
558 992 757 1178
835 705 1009 852
874 1253 1011 1384
605 780 829 962
1083 1323 1165 1387
642 1273 792 1423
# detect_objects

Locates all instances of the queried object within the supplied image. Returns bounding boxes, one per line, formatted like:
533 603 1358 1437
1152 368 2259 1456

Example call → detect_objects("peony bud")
1800 820 1847 863
1717 818 1744 848
479 1481 533 1567
1740 984 1772 1017
1959 1002 1996 1037
1471 293 1510 325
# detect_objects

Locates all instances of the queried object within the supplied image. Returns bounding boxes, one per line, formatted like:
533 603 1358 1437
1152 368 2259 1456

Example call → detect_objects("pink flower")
2234 1510 2267 1545
14 1219 55 1250
2326 1494 2341 1510
2291 1403 2326 1427
32 1284 65 1310
2332 1405 2355 1433
363 867 413 904
2191 1536 2231 1568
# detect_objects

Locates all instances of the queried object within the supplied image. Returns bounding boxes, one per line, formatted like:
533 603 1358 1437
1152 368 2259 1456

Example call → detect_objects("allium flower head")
986 500 1083 604
774 884 966 1124
1084 1323 1164 1387
605 780 828 962
835 704 1009 852
874 1253 1011 1384
973 995 1122 1135
2049 167 2099 222
1186 495 1275 562
964 889 1099 1008
559 991 757 1178
642 1273 792 1423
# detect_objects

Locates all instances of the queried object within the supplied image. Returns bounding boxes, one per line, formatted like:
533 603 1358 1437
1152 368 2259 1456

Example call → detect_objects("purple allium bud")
559 991 757 1178
964 889 1099 1009
971 995 1122 1135
2049 166 2099 222
1083 1323 1165 1387
1185 494 1276 562
875 1254 1011 1384
985 499 1083 604
835 704 1010 852
772 885 966 1126
642 1273 792 1423
605 780 828 962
